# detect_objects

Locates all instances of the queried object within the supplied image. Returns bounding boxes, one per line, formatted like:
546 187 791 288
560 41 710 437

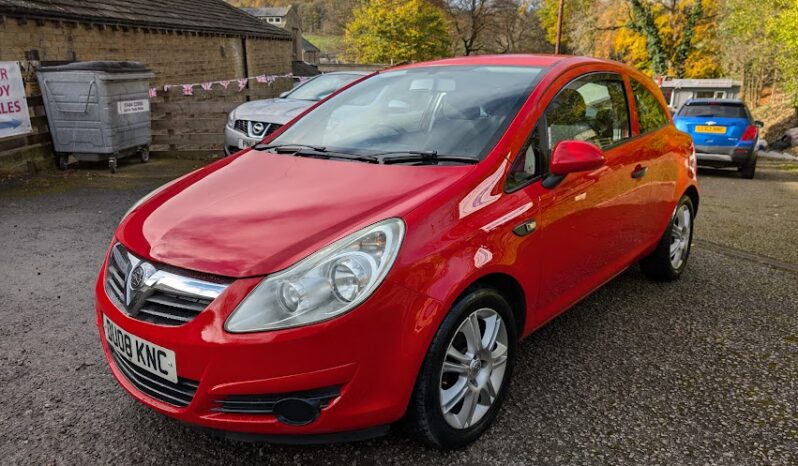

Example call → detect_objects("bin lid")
38 61 151 73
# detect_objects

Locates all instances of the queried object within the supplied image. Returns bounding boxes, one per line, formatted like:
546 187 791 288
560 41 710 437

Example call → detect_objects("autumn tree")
344 0 451 64
538 0 720 78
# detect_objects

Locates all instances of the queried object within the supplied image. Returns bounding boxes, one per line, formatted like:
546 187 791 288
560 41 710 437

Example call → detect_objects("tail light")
741 125 757 141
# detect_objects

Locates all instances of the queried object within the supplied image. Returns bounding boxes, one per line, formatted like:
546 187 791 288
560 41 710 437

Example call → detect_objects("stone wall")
0 19 292 86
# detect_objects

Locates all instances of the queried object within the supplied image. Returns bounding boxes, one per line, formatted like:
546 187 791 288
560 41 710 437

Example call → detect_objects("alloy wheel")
439 308 509 429
670 204 692 269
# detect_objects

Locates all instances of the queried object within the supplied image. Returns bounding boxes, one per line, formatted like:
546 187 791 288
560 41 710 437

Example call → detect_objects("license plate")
238 138 255 149
695 125 726 134
103 315 178 383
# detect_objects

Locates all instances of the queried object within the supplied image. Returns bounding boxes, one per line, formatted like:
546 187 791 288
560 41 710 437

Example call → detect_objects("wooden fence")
0 77 293 173
0 95 53 173
150 79 292 159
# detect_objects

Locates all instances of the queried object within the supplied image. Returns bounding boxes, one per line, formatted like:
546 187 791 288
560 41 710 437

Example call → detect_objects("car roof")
684 98 745 105
389 54 637 71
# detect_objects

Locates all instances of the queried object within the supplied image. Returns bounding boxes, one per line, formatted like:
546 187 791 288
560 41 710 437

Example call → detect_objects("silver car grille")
233 120 282 138
105 243 228 326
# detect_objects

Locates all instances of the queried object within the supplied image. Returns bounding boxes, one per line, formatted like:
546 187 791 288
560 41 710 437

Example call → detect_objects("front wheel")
407 287 517 449
641 195 695 281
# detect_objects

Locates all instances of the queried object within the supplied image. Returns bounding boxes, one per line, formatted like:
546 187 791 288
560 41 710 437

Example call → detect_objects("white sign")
117 99 149 115
0 62 32 139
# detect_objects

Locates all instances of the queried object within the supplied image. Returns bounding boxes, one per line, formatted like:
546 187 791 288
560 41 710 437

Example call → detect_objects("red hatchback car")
97 55 698 449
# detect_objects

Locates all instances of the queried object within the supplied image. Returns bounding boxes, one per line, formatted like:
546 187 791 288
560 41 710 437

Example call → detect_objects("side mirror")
754 120 764 128
279 91 290 98
550 140 606 176
543 140 605 189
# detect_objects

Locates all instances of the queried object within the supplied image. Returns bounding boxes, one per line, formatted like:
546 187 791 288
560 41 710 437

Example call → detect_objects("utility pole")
555 0 565 54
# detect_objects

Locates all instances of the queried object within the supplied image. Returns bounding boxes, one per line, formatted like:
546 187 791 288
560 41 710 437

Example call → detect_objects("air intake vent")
111 349 198 407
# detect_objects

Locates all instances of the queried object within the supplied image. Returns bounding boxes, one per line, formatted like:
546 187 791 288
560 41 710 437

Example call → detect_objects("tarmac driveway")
0 158 796 465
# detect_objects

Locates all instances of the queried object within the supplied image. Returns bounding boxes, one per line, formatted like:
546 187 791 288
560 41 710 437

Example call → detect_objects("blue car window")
679 103 748 119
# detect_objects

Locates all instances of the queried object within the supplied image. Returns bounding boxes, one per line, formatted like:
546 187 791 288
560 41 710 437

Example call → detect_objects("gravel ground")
696 159 798 265
0 159 796 465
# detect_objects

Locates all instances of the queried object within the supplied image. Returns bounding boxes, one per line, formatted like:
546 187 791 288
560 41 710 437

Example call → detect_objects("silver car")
224 72 369 155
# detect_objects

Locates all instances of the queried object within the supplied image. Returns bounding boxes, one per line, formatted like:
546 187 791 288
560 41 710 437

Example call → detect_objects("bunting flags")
148 73 295 99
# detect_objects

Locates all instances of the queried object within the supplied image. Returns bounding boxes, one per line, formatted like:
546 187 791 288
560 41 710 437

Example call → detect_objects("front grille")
233 120 282 138
105 243 227 327
233 119 248 133
137 291 212 325
213 386 341 414
110 349 199 407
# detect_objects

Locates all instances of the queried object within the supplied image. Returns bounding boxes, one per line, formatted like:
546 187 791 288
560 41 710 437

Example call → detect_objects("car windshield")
679 102 748 119
268 65 544 160
286 74 364 101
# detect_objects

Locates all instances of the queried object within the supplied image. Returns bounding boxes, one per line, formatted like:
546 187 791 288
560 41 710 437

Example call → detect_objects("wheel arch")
683 185 699 216
459 272 526 338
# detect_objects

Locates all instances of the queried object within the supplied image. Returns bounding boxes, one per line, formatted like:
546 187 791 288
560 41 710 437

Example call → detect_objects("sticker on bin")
118 99 150 115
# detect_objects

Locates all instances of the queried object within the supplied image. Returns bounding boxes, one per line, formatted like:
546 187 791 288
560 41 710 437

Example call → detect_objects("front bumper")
95 255 442 438
224 126 262 157
695 144 755 168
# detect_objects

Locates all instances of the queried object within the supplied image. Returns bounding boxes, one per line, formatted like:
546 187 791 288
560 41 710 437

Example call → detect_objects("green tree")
344 0 452 63
769 1 798 105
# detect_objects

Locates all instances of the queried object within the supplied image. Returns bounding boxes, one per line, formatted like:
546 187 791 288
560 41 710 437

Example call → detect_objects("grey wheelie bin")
37 61 155 173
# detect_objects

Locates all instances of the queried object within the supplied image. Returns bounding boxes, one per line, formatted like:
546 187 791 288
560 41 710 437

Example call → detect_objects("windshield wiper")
254 143 328 153
254 143 379 164
377 151 479 165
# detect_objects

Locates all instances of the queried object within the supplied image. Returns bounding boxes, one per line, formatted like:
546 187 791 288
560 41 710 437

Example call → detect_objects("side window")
506 125 542 191
632 80 669 134
545 73 630 151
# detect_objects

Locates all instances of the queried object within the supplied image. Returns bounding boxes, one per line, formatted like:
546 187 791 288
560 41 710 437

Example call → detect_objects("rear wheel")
641 195 694 281
407 287 516 449
739 160 756 179
57 154 69 170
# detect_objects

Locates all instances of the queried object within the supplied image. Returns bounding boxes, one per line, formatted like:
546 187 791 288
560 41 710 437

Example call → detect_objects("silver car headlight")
227 110 236 128
225 218 405 333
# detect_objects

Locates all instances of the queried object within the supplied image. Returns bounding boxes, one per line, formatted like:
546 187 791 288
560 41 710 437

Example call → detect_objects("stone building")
0 0 294 87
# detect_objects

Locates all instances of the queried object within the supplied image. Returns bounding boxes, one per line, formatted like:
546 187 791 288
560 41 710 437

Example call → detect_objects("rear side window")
545 73 631 150
631 80 669 133
678 102 749 119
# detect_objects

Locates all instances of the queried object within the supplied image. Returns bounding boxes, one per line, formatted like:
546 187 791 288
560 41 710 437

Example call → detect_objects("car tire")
641 195 695 282
739 160 756 179
407 287 517 450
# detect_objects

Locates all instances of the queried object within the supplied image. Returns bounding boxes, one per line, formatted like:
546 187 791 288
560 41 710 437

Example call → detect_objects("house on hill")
242 6 302 62
242 5 320 76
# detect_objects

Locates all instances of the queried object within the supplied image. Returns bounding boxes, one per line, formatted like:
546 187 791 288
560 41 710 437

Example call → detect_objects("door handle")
513 219 537 237
631 165 648 179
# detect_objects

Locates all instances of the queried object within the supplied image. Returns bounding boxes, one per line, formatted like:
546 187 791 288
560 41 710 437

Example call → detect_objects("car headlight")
227 110 236 128
225 218 405 333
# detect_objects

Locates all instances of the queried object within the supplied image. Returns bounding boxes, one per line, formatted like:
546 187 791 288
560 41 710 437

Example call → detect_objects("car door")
534 72 642 317
629 78 678 242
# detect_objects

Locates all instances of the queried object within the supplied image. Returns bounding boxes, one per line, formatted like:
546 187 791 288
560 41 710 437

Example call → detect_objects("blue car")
674 99 763 179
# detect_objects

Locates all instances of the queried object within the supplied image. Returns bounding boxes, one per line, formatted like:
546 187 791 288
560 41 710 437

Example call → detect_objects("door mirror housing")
754 120 764 128
279 91 290 99
549 140 606 176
